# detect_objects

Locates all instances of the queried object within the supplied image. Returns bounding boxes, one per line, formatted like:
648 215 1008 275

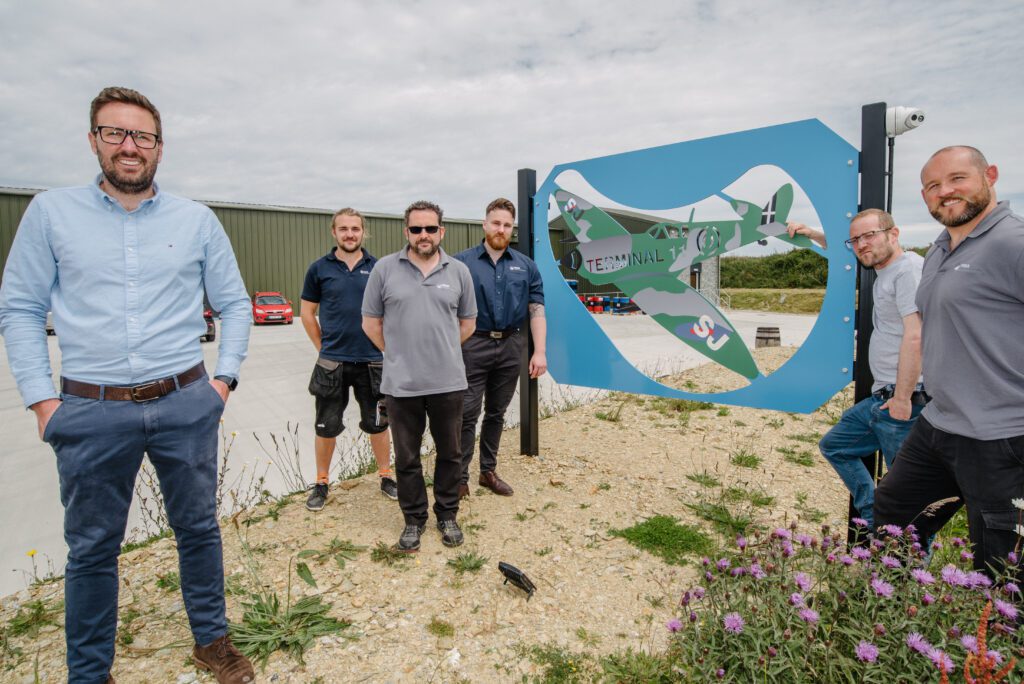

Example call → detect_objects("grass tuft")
609 515 713 565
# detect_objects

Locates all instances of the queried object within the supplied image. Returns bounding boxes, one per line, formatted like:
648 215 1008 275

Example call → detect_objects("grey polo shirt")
361 246 477 397
869 251 924 392
917 201 1024 439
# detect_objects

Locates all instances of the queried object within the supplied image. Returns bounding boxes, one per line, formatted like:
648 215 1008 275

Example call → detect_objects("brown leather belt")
61 363 206 402
473 328 519 340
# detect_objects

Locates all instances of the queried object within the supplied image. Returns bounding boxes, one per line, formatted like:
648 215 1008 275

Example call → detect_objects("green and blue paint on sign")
534 119 858 412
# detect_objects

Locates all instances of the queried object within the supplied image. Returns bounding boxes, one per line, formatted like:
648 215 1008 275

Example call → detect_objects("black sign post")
516 168 540 456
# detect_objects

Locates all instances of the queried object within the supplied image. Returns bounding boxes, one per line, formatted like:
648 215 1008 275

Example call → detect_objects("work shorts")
308 358 386 438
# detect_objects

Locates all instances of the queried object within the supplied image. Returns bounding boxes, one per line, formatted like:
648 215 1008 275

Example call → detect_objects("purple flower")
911 569 935 585
874 623 886 636
995 599 1018 620
693 587 705 600
701 557 710 566
749 563 767 580
794 572 811 592
989 649 1005 664
966 572 992 589
781 541 795 557
723 612 744 634
951 537 965 548
1009 551 1019 564
796 534 813 547
789 592 804 607
852 517 869 527
927 648 954 673
856 640 879 663
881 555 901 569
922 593 935 605
736 535 748 550
882 524 903 536
906 632 930 654
772 528 792 540
961 635 978 654
840 554 855 566
871 578 894 598
666 618 683 633
1003 582 1020 595
681 591 691 606
705 571 714 582
852 547 871 561
689 611 697 623
961 550 975 561
932 540 943 550
731 567 746 578
799 608 819 624
716 558 731 572
716 669 725 679
941 565 970 587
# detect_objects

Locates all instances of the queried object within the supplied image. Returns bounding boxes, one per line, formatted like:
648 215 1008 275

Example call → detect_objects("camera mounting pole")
516 168 540 456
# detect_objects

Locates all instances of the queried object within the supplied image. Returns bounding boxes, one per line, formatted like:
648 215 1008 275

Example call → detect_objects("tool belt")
61 363 206 402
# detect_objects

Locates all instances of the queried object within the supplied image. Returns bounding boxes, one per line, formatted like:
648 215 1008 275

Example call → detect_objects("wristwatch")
214 375 238 391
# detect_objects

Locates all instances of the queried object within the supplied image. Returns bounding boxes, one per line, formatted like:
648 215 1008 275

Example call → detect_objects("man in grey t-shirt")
788 209 924 528
875 146 1024 578
362 200 477 552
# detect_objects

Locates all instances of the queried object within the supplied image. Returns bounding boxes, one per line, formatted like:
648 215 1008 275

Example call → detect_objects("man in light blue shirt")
0 87 254 684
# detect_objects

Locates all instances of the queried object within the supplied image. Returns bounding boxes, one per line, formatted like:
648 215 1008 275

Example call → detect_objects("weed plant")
729 450 762 469
447 552 488 575
609 515 713 566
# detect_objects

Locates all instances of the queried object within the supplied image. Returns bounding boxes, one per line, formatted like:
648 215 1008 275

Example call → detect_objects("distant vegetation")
721 249 827 288
722 244 930 289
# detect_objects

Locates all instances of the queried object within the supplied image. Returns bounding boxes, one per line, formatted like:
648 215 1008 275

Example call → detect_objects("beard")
336 240 363 254
857 242 895 269
930 186 992 227
99 153 157 195
485 232 510 251
413 240 439 257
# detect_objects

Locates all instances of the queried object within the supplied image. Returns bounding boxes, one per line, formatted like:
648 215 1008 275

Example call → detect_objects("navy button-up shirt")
301 248 383 362
454 242 544 332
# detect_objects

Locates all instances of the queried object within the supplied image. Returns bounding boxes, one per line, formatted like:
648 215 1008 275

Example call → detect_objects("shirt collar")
936 201 1012 250
399 245 450 265
327 247 374 266
91 173 161 213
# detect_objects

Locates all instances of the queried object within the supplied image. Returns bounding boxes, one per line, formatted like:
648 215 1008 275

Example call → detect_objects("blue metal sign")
534 119 858 412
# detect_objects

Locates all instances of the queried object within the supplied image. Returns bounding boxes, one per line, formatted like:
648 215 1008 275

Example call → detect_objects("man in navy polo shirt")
455 198 546 497
300 208 394 511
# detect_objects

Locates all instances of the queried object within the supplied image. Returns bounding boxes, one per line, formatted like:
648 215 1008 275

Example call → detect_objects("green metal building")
0 187 489 309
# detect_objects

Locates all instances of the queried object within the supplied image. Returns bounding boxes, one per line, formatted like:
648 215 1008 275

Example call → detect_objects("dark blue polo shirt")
301 248 383 362
454 242 544 332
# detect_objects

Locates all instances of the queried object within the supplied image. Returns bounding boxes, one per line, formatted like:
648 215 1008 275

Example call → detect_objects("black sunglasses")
407 225 440 235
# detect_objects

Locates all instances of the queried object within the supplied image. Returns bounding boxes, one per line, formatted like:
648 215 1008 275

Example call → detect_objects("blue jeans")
45 375 227 684
818 394 923 528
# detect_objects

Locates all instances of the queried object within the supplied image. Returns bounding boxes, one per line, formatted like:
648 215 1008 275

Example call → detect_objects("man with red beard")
874 146 1024 578
0 87 254 683
454 198 546 498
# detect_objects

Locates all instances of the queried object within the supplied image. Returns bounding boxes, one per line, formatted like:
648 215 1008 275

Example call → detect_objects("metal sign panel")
533 119 858 412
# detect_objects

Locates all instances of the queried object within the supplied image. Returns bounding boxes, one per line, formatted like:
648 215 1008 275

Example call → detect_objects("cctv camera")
886 106 925 137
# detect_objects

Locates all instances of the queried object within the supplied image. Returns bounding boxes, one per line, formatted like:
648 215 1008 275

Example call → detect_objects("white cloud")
1 0 1022 226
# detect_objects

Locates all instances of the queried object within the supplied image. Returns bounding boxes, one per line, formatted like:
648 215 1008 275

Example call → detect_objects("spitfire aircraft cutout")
554 183 822 381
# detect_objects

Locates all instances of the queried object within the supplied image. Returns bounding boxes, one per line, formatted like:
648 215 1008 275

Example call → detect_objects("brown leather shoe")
479 471 513 496
458 483 470 499
193 634 255 683
106 676 115 684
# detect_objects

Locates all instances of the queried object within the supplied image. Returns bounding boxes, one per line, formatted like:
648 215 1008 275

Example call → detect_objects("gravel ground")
0 347 854 683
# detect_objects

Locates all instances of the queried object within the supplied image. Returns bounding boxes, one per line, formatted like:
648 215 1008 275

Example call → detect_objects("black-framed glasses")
844 228 892 248
408 225 440 235
93 126 161 149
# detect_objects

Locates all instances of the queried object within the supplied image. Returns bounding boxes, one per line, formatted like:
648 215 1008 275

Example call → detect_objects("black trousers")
874 416 1024 578
460 332 524 483
385 391 464 526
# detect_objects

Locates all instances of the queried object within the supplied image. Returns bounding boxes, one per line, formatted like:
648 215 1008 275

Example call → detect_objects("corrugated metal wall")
0 189 489 308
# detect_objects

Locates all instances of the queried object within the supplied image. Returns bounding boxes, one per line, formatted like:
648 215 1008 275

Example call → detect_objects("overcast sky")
2 0 1022 250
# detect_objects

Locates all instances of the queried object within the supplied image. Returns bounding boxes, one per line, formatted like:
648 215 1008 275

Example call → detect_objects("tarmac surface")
0 309 817 596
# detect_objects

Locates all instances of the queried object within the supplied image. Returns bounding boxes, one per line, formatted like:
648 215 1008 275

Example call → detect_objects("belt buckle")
130 382 160 402
489 331 502 339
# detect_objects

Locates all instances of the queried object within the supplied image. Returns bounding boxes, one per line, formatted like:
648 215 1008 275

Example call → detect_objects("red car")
201 308 216 343
252 292 294 325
